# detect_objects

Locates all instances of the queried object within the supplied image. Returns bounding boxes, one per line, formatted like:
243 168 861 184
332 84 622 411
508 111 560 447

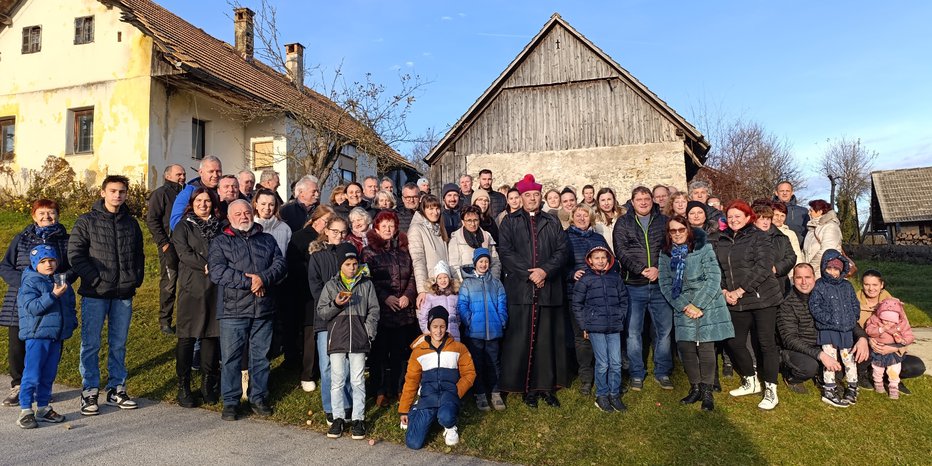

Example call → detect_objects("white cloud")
441 16 452 21
405 61 415 67
457 12 466 17
422 52 432 57
372 37 384 43
390 64 402 71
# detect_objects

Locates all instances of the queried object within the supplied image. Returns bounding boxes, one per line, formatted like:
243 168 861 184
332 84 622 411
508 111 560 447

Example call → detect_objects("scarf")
670 244 689 299
33 224 59 239
462 227 484 249
186 214 222 241
340 269 364 291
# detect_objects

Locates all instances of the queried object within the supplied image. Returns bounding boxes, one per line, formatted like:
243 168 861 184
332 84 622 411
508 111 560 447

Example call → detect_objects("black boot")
202 374 220 404
680 384 702 404
699 384 714 411
177 377 195 408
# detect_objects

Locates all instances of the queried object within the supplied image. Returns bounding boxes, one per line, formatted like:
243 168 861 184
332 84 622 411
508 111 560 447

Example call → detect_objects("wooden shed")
425 13 710 194
869 166 932 245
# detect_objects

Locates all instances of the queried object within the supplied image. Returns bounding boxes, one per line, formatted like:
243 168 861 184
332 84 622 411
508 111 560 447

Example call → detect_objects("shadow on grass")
128 346 175 400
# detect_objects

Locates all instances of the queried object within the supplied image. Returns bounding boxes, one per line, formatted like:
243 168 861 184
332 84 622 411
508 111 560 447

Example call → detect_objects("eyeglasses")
668 227 687 234
328 229 347 236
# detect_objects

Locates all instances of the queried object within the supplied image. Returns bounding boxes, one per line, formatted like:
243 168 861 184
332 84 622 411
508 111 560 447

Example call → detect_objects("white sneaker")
443 426 459 446
758 382 779 410
301 380 317 392
241 371 249 402
729 375 761 397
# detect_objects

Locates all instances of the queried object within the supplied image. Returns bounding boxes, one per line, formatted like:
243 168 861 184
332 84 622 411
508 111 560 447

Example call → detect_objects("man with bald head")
238 170 257 201
209 200 286 421
170 156 223 230
146 164 186 335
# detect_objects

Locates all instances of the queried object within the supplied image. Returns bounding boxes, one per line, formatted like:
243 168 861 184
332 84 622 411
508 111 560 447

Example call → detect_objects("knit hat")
432 260 452 279
686 201 707 216
876 298 904 322
417 178 429 187
826 257 844 271
471 188 490 203
560 186 576 197
515 174 542 194
442 183 459 198
427 306 449 327
30 244 59 270
879 309 900 323
473 247 491 265
334 243 359 266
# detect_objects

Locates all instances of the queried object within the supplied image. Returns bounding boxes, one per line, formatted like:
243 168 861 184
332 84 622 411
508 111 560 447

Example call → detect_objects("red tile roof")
104 0 408 166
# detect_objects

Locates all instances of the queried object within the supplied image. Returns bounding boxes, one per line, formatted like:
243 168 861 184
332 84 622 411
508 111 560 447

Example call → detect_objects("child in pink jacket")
417 261 461 341
864 298 914 399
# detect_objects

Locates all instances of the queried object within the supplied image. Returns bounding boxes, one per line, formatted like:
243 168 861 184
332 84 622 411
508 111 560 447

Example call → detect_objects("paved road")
908 327 932 375
0 376 497 465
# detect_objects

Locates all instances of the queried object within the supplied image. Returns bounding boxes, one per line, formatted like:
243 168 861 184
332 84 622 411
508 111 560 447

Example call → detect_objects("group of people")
1 158 924 449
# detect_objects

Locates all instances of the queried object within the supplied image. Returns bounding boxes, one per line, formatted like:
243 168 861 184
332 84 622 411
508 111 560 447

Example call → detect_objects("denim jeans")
79 297 133 391
329 352 366 421
625 283 673 380
589 332 622 396
316 330 351 414
464 338 501 395
405 396 459 450
219 318 272 406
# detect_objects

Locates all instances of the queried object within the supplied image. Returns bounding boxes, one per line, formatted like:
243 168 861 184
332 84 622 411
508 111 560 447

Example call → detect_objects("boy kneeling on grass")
16 245 77 429
399 307 476 449
319 244 380 440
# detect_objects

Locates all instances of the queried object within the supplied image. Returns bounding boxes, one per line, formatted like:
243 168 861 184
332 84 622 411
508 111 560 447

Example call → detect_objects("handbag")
840 247 858 279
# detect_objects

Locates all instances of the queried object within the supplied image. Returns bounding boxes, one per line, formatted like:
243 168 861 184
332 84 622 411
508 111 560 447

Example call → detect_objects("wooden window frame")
74 16 95 45
72 108 94 154
0 118 14 163
21 26 41 54
191 118 207 160
252 140 275 170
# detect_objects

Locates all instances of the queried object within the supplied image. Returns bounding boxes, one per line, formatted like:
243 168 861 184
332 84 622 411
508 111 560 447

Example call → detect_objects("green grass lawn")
0 210 929 464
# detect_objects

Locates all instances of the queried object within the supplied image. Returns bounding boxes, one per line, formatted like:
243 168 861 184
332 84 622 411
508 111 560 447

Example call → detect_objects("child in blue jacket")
572 246 628 413
16 245 77 429
457 248 507 412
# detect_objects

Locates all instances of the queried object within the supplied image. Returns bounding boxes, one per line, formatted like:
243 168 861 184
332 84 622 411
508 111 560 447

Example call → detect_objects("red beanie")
515 174 542 194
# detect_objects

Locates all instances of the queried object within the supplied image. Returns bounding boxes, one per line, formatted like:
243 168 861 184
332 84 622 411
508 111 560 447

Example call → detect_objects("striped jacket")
398 333 476 415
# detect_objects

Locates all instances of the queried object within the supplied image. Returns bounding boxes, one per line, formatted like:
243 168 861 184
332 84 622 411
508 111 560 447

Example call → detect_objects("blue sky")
160 0 932 200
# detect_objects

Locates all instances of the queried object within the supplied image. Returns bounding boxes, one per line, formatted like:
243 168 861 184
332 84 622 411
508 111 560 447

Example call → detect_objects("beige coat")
447 227 501 281
407 211 449 293
803 210 842 279
777 223 802 278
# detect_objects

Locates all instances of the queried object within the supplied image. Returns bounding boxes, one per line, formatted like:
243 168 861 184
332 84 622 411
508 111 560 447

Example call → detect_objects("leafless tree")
820 137 877 242
406 126 444 175
694 117 804 203
227 0 428 182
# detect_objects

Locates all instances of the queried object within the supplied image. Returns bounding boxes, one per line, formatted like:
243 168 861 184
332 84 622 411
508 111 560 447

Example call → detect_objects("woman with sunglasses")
658 215 734 411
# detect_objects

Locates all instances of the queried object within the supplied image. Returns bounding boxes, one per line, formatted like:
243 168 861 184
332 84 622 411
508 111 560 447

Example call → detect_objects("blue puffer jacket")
17 269 77 341
658 229 735 343
572 247 628 334
0 223 71 327
565 225 612 295
457 269 508 340
809 249 860 332
208 223 287 319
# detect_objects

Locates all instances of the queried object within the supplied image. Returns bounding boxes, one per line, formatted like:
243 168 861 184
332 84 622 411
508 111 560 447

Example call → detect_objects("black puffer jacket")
776 288 821 359
145 179 182 248
308 242 340 331
498 209 568 306
612 203 668 286
714 224 782 311
68 201 145 299
396 205 416 233
363 229 418 328
0 223 71 327
208 223 286 319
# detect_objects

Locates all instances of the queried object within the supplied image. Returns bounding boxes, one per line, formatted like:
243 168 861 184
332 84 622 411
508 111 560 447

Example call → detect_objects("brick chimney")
285 43 305 88
233 7 254 59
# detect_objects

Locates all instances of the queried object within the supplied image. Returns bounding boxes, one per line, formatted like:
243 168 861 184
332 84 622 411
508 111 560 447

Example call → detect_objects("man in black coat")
145 164 185 335
440 183 462 234
280 177 320 232
396 182 420 233
69 175 146 415
209 200 286 421
773 181 809 245
777 263 869 394
498 174 569 407
612 186 673 391
477 169 507 220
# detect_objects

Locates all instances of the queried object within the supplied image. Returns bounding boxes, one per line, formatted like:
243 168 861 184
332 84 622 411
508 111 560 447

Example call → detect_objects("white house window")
0 118 14 162
21 26 41 54
73 108 94 153
340 169 355 183
252 141 274 170
74 16 94 45
192 118 206 159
